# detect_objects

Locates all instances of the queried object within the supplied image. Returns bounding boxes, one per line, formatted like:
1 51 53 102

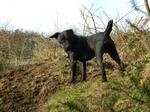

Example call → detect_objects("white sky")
0 0 146 34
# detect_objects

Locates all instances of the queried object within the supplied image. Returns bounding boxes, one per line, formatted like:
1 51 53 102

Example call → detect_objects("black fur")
50 20 124 82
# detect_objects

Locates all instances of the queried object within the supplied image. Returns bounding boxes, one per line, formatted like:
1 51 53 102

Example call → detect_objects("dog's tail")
104 20 113 36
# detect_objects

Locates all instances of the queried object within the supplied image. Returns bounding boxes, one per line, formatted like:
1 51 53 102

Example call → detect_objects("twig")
82 4 101 34
115 9 134 25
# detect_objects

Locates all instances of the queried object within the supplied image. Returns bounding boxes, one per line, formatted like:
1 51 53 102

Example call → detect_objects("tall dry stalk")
144 0 150 20
80 4 101 35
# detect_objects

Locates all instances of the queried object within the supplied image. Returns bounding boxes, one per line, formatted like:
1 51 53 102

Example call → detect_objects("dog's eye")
61 39 65 43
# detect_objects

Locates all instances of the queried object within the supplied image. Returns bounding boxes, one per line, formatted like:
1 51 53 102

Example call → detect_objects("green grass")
43 82 91 112
42 54 150 112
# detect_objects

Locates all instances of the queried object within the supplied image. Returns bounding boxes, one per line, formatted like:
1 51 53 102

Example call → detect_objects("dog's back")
85 20 113 50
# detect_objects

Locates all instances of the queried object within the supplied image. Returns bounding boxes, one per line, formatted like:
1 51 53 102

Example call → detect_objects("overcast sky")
0 0 146 34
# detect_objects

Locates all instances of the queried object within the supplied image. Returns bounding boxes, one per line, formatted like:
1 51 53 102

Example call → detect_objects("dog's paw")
69 79 75 83
81 77 86 82
102 78 107 82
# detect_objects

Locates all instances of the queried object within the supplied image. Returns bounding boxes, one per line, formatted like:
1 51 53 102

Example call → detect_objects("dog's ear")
50 32 60 38
65 29 74 35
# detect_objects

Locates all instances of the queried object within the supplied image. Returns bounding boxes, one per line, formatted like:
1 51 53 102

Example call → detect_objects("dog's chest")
74 49 95 61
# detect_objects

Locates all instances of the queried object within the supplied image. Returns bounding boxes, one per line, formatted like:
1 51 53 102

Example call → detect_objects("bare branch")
144 0 150 20
81 5 101 34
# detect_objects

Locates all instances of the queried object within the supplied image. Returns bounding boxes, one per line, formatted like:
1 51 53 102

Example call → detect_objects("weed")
62 99 90 112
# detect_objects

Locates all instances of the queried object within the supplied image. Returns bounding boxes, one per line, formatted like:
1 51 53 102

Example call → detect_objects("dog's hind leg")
96 52 107 82
108 45 124 71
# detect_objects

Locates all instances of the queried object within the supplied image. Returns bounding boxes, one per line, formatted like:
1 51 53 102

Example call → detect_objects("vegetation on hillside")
0 28 64 72
0 1 150 112
42 3 150 112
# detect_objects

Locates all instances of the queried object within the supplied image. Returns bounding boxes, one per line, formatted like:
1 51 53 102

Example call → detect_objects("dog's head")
50 29 75 52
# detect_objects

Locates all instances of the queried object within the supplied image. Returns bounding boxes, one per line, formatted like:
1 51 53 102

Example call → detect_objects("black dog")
50 20 124 82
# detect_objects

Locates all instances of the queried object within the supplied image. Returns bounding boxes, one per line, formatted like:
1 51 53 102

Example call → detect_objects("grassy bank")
42 53 150 112
41 14 150 111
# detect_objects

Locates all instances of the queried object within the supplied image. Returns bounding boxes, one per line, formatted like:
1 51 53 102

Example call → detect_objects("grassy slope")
41 25 150 111
41 31 150 112
42 55 150 112
0 21 150 112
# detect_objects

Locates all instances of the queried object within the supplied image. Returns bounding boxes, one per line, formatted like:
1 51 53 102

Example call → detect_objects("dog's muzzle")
65 45 71 52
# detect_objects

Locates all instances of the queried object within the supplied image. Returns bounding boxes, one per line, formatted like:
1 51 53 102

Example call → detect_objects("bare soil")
0 56 103 112
0 58 70 112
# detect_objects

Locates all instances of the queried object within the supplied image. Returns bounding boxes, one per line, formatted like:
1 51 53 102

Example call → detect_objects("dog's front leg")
80 61 86 81
70 59 77 83
68 52 77 83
